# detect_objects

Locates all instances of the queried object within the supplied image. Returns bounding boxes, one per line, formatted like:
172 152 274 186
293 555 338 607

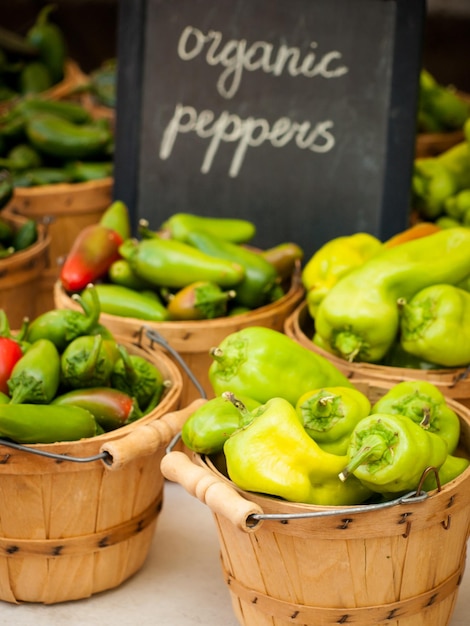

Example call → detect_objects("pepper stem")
222 391 248 416
339 434 388 482
209 347 224 363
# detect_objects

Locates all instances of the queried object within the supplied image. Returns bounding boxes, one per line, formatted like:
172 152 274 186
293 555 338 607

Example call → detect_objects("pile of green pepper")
60 204 304 321
0 283 168 444
0 5 68 104
417 69 470 134
182 338 470 506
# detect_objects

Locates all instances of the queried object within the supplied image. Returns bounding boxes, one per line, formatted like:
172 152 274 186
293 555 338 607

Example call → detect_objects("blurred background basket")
0 212 50 328
161 381 470 626
284 301 470 408
0 337 183 605
54 274 305 406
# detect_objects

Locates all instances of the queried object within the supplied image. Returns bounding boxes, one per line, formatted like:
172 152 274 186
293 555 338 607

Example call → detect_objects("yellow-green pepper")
224 395 373 506
295 385 371 455
370 380 461 454
314 228 470 363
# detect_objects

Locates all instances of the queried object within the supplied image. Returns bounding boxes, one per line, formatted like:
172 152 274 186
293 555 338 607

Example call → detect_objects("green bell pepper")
295 385 371 455
370 380 461 454
314 227 470 363
209 326 353 406
399 284 470 367
224 395 373 506
340 412 448 495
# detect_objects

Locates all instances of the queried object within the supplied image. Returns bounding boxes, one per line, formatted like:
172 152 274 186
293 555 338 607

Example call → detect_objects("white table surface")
2 480 469 626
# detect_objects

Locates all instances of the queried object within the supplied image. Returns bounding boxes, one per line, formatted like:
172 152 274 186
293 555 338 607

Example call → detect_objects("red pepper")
0 337 23 395
60 224 124 292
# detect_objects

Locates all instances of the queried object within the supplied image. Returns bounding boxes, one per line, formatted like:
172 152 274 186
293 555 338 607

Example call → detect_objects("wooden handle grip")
161 450 264 532
101 399 206 470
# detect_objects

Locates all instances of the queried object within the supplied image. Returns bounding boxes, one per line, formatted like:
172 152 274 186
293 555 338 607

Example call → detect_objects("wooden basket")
161 383 470 626
0 337 184 605
53 275 305 406
415 91 470 158
0 213 50 328
284 302 470 407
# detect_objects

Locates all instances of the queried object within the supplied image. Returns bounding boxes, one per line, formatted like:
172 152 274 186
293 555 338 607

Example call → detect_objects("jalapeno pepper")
160 212 256 244
26 4 67 84
0 403 97 443
7 338 61 404
60 334 119 389
52 387 141 432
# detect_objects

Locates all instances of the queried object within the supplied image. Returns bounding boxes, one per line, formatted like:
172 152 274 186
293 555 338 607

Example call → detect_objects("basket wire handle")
0 438 110 464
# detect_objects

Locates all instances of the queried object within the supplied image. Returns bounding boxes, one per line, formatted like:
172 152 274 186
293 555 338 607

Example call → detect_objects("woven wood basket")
415 91 470 158
284 302 470 407
0 213 50 328
4 176 113 269
161 382 470 626
0 337 183 605
53 275 305 406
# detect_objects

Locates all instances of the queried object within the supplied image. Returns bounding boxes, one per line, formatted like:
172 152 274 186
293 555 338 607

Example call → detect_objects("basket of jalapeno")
0 288 183 604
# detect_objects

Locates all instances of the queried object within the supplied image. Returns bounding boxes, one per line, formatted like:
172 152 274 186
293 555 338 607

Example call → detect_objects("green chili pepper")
80 283 170 322
64 160 113 183
167 280 235 320
160 212 256 244
99 200 131 240
119 237 245 289
60 334 119 389
110 344 165 412
209 326 353 406
26 113 112 160
340 413 448 495
108 259 155 290
11 98 92 124
52 387 141 432
314 228 470 363
0 144 42 171
422 454 470 490
295 386 371 455
0 403 97 443
26 4 67 84
370 380 461 454
7 338 60 404
399 284 470 367
181 394 261 455
26 284 101 351
186 230 278 309
0 169 13 209
224 394 373 506
18 167 72 186
12 218 37 250
20 61 53 95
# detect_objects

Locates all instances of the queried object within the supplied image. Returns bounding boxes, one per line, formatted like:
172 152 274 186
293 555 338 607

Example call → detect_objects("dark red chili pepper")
0 337 23 394
60 224 123 293
52 387 141 432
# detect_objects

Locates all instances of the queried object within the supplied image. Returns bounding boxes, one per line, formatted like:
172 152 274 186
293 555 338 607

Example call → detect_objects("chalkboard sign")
114 0 425 257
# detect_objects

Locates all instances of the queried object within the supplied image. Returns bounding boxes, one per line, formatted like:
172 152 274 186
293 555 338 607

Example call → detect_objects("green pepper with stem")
110 344 166 413
339 413 448 495
186 230 278 309
399 284 470 367
208 326 353 406
52 387 141 432
370 380 461 454
181 393 261 455
314 227 470 363
7 338 60 404
26 283 101 351
26 4 67 84
119 237 245 289
159 212 256 244
224 394 373 506
60 333 119 389
295 385 371 455
0 403 98 443
80 283 170 322
167 280 236 320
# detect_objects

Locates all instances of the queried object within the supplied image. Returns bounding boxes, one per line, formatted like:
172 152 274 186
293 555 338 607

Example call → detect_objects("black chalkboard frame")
113 0 426 256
